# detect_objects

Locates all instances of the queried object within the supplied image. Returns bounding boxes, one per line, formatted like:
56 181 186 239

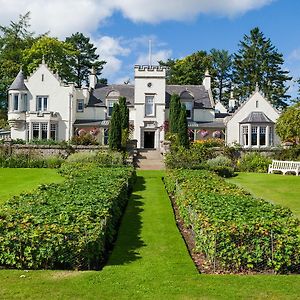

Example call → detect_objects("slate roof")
240 112 274 124
87 84 212 109
87 84 134 107
166 85 212 109
9 70 28 91
188 121 225 129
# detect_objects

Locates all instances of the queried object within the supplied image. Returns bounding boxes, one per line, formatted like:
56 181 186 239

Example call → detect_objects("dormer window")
180 91 194 120
107 100 116 117
36 96 48 111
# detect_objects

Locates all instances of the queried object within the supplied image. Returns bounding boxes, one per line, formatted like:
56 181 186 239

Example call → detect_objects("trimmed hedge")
0 163 135 270
165 170 300 273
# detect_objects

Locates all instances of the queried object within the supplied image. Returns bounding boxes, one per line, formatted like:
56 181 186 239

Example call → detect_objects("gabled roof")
240 111 274 124
9 70 28 91
166 85 212 109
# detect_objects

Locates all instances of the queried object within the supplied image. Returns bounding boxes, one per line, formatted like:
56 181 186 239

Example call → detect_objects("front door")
144 131 155 149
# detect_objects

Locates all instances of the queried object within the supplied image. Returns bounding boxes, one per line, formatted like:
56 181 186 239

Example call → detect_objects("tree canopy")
22 36 76 80
233 27 291 108
276 102 300 144
65 32 106 87
0 12 35 108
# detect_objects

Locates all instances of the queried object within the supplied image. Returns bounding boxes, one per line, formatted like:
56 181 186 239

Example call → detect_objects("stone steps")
135 149 165 170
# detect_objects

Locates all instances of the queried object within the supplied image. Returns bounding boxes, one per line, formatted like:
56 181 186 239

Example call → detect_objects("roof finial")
42 55 45 64
205 69 210 76
255 82 259 92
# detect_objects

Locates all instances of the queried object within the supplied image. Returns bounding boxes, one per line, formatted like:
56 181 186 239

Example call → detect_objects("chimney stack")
89 67 97 89
203 69 211 91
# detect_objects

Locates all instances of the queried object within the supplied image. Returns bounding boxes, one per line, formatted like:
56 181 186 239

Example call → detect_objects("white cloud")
93 36 130 78
136 49 172 65
0 0 274 37
289 48 300 61
112 0 274 23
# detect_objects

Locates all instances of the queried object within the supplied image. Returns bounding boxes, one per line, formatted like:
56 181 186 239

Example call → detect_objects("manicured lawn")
0 168 64 205
229 172 300 217
0 170 299 299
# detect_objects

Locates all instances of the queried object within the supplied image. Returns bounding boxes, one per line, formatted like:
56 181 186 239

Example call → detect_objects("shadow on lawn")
107 175 146 265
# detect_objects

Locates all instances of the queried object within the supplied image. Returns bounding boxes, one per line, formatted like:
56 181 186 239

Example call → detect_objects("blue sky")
1 0 299 96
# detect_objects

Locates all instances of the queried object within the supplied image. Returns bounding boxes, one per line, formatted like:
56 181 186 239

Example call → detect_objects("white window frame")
107 100 117 117
145 95 155 117
77 99 84 112
36 96 48 112
183 101 193 119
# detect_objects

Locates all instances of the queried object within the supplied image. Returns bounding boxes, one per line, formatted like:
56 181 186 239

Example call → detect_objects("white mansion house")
7 61 281 149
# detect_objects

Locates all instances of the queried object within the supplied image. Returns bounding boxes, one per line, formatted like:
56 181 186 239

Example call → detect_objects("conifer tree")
119 96 129 148
233 27 291 108
178 104 189 148
169 94 181 134
108 103 121 150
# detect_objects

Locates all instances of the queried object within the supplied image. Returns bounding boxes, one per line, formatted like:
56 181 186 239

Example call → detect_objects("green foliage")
0 163 135 269
165 169 300 273
159 51 214 85
0 153 63 168
165 143 214 169
275 144 300 161
65 32 106 87
276 102 300 144
119 97 129 148
71 132 99 145
66 151 124 166
205 155 235 178
233 27 291 108
22 36 76 80
168 94 181 134
178 104 189 148
210 49 233 105
237 152 272 173
0 12 35 108
109 103 121 150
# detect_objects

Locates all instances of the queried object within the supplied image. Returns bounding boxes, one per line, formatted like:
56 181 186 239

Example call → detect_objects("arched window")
106 90 120 117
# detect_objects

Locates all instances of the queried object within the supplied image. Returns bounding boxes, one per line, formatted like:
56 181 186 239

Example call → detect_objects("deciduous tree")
276 102 300 144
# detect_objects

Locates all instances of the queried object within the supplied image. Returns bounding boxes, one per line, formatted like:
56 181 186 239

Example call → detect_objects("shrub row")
164 169 300 273
0 163 135 270
0 153 64 168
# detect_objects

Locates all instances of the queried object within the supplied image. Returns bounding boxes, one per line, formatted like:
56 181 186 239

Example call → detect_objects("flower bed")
0 163 135 270
164 169 300 273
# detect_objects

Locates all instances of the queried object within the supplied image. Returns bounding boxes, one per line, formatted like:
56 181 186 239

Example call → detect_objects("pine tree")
178 104 189 148
210 49 232 106
233 27 291 108
108 103 121 150
119 96 129 148
65 32 106 87
169 94 181 134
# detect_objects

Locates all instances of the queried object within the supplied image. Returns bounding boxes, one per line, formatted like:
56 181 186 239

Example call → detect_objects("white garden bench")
268 160 300 176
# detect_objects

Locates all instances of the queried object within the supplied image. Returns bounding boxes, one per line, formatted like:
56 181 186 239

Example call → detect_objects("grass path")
0 170 300 299
229 172 300 217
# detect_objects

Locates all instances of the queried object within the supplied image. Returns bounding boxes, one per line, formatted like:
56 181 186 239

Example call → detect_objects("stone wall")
0 143 108 157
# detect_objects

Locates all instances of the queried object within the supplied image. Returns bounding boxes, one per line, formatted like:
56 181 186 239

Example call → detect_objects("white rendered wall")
134 65 166 149
226 91 280 146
